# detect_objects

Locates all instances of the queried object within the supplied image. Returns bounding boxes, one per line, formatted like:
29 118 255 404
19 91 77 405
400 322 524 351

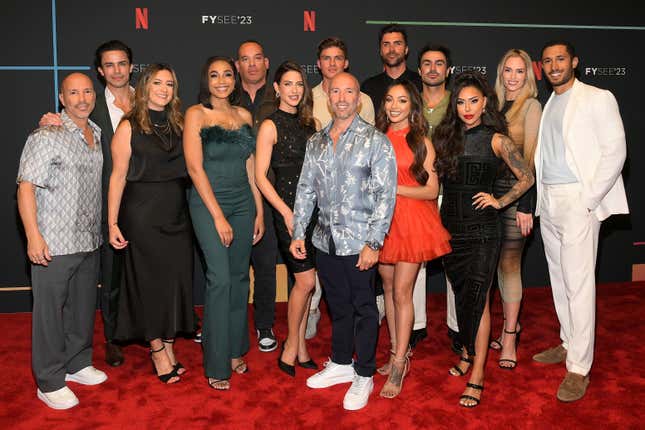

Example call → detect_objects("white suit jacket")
534 79 628 221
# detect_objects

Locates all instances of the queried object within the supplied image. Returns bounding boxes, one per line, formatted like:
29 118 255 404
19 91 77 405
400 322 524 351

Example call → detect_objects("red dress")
380 127 452 264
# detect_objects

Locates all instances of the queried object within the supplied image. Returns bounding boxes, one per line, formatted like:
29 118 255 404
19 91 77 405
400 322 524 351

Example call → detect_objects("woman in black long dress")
433 71 534 407
255 61 319 376
108 64 194 384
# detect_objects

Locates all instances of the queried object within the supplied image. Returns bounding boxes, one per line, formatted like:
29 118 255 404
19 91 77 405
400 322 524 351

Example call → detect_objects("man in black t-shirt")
361 24 423 111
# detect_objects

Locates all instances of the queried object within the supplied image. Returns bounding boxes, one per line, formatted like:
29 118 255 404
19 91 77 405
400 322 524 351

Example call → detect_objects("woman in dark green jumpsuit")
183 56 265 390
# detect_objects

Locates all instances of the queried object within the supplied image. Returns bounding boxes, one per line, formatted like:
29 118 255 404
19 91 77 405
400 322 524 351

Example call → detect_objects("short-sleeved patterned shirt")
293 114 397 256
17 110 103 256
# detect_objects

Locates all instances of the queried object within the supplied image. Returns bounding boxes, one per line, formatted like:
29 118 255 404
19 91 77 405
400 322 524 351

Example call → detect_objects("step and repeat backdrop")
2 1 643 311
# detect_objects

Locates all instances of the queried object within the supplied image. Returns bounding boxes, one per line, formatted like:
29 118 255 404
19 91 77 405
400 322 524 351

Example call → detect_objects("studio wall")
2 0 643 311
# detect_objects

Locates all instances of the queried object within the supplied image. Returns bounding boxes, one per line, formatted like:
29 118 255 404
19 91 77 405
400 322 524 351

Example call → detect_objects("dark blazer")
90 91 115 231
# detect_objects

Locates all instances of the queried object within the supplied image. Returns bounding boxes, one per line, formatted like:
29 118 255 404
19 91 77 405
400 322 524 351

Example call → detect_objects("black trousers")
316 248 378 377
100 243 122 342
251 198 278 330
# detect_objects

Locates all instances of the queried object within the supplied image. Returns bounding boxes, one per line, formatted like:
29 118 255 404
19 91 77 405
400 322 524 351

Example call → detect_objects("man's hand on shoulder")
39 112 62 128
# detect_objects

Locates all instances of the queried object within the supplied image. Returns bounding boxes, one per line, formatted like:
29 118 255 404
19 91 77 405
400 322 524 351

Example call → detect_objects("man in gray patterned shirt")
290 72 397 411
17 73 107 410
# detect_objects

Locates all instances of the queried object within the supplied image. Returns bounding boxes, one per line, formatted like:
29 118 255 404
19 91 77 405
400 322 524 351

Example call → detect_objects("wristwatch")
365 240 382 251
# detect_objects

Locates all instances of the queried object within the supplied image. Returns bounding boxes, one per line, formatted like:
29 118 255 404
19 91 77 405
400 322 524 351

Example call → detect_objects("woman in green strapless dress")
183 56 265 390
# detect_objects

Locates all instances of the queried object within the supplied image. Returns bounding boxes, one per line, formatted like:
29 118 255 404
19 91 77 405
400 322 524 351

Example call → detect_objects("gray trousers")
31 249 99 392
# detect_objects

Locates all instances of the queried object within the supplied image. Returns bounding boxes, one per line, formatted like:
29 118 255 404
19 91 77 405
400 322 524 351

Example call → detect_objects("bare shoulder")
234 106 253 125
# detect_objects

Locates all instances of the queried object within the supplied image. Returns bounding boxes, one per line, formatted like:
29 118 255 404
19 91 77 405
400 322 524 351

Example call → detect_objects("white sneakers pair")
306 360 374 411
37 366 107 410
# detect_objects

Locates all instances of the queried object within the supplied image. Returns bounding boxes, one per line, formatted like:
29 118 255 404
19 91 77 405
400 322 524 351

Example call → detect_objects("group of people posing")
17 24 627 412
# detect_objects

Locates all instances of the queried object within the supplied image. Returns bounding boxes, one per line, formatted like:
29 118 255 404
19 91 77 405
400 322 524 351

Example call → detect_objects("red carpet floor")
1 282 643 429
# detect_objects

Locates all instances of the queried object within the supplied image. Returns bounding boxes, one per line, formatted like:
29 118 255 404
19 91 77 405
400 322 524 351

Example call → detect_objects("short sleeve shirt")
17 110 103 256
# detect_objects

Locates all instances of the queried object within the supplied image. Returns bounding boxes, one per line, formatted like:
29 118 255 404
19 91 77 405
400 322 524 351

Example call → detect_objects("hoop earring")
276 91 280 98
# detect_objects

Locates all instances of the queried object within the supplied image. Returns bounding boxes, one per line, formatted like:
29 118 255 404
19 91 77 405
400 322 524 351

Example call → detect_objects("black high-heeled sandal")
277 342 295 377
449 355 473 376
150 345 180 384
162 339 186 375
460 382 484 408
297 358 318 369
498 328 521 370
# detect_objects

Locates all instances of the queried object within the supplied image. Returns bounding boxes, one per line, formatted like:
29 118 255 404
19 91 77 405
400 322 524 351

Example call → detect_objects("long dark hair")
433 71 507 179
198 56 239 108
375 79 429 185
273 61 316 130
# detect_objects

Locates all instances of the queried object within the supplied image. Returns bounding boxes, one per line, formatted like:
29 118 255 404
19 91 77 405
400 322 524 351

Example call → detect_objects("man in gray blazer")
533 40 628 402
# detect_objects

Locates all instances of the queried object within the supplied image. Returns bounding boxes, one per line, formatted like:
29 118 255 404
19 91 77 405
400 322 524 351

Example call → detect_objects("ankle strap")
162 339 175 344
151 345 166 353
503 329 518 334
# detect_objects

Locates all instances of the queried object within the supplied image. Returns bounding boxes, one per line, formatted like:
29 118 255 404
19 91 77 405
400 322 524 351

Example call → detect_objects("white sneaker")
305 309 321 340
37 386 79 410
306 359 355 389
65 366 108 385
343 374 374 411
376 294 385 325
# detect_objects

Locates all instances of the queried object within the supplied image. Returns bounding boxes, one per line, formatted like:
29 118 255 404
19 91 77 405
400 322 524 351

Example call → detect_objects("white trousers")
413 263 427 329
539 183 600 375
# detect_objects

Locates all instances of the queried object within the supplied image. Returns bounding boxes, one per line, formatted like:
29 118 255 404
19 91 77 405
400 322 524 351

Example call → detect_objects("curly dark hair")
433 71 507 179
375 79 429 185
198 56 239 108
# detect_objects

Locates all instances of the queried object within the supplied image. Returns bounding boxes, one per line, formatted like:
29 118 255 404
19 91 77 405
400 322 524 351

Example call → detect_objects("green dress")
189 124 256 380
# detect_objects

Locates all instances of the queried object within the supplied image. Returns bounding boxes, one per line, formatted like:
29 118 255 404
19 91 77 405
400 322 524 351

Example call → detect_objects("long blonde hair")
494 49 537 122
125 63 183 134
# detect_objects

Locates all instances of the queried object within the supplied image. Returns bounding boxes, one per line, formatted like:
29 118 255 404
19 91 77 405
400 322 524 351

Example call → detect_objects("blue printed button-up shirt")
17 110 103 256
293 115 397 256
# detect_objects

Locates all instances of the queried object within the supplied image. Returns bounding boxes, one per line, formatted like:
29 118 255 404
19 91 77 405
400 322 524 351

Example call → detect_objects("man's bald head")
328 72 361 121
59 73 96 123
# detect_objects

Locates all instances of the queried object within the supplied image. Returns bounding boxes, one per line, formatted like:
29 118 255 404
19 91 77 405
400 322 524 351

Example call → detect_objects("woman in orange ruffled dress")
375 80 452 398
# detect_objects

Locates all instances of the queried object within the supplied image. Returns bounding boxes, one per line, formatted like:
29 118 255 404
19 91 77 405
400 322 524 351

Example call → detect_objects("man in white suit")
533 40 628 402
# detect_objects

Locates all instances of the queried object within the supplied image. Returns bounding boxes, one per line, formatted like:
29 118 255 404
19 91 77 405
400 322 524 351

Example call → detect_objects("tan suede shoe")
557 372 590 402
532 344 567 364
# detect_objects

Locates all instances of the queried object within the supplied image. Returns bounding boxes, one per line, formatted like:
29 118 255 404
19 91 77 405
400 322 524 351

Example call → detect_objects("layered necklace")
150 109 174 151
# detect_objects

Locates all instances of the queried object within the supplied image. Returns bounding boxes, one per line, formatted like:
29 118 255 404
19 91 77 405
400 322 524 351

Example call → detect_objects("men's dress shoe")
557 372 590 402
343 375 374 411
409 328 428 348
257 328 278 352
65 366 108 385
306 359 355 389
105 342 124 367
37 386 79 410
305 309 321 340
533 344 567 364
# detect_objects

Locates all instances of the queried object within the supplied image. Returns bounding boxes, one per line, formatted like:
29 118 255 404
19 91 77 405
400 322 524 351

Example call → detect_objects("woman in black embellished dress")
255 61 320 377
433 71 534 407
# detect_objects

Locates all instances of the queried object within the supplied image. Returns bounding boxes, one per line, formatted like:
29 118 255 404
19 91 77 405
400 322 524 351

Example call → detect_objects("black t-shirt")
361 69 423 113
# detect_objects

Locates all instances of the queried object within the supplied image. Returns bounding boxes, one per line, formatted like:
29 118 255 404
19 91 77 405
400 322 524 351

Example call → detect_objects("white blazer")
534 79 628 221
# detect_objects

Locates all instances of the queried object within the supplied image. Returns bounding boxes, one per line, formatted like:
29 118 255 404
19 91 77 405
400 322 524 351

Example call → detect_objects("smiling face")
59 73 96 122
328 73 360 121
383 84 411 128
274 70 305 112
456 86 487 129
380 32 408 68
98 50 133 90
542 44 578 91
419 50 449 88
146 69 175 111
502 55 528 99
208 60 236 100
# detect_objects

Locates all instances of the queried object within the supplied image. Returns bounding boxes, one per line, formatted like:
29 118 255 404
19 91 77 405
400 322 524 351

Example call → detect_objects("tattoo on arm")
497 136 535 208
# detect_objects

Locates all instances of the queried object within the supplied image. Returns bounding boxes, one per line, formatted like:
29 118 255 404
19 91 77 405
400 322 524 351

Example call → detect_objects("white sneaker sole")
65 372 108 385
258 343 277 352
37 389 79 410
343 384 374 411
306 373 354 389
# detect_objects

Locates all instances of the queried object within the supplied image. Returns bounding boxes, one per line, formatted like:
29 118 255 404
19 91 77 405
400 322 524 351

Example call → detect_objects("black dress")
268 109 316 273
114 110 194 341
440 124 502 355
